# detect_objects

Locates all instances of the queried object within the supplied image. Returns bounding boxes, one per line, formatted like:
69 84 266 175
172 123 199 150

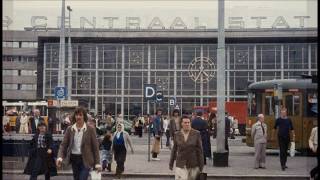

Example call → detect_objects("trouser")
254 143 266 168
151 136 161 156
278 136 290 168
175 167 200 180
30 154 50 180
116 161 125 175
310 148 319 178
165 130 170 146
70 154 90 180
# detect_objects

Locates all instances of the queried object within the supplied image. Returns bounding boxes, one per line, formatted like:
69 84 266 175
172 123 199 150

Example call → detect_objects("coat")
169 129 204 171
57 123 100 169
24 133 57 176
169 117 181 138
191 117 211 158
251 121 267 144
29 116 45 134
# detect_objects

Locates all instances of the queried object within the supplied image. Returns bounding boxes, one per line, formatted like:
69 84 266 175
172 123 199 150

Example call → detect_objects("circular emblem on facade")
188 57 215 83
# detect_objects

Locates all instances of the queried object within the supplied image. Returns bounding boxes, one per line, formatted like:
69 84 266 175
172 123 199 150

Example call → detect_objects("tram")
2 100 49 132
245 77 317 151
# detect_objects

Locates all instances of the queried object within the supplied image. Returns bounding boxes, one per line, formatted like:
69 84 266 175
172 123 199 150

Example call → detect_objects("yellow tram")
246 78 317 151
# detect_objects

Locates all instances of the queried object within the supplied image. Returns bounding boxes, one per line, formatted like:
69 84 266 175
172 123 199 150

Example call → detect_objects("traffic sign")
156 91 163 102
54 86 67 100
144 84 157 100
169 97 176 106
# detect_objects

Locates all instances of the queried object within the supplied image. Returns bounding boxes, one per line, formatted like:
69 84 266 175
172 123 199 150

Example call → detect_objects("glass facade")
42 43 317 117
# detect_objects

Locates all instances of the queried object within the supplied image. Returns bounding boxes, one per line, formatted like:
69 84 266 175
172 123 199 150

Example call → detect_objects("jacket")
309 127 318 151
169 117 181 138
24 133 57 176
29 116 45 134
169 129 204 171
251 121 267 144
112 131 134 152
57 123 100 169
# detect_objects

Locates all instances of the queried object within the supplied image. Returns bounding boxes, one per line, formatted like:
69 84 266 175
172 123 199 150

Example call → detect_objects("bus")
245 78 317 152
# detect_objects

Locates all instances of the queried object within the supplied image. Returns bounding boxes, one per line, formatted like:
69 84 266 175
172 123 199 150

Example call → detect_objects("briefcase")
197 172 207 180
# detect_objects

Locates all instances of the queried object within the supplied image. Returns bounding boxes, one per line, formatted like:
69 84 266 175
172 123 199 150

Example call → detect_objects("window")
21 42 38 48
2 84 18 90
285 95 300 116
21 84 37 90
21 70 37 76
306 92 317 117
2 70 18 76
264 95 275 116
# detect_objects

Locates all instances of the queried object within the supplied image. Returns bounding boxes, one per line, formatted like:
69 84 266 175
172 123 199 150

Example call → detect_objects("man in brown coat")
169 116 204 180
56 107 101 180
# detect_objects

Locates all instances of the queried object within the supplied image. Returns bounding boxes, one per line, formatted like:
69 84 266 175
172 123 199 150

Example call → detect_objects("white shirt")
34 116 40 128
163 119 169 132
71 123 87 155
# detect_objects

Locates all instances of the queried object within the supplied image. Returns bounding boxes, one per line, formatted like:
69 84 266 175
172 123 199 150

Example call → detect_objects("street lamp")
67 5 72 100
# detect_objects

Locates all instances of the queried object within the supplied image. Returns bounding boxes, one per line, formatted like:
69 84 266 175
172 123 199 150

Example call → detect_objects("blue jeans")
70 154 90 180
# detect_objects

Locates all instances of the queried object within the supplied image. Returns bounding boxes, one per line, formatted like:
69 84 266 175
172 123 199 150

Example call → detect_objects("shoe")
151 157 160 161
254 167 259 169
285 166 288 169
260 167 266 169
281 166 286 171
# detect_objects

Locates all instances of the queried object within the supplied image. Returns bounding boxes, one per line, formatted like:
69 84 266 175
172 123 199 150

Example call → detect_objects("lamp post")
67 5 72 100
58 0 66 87
213 0 228 167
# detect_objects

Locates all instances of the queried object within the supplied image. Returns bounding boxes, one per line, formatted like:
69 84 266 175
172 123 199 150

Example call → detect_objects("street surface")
2 134 317 180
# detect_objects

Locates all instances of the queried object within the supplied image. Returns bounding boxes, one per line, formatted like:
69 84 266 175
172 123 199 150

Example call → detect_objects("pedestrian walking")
191 111 211 164
163 116 170 147
100 130 113 172
251 114 267 169
19 112 29 134
56 106 101 180
3 112 10 134
24 122 57 180
309 122 318 180
169 116 204 180
29 109 45 134
15 111 22 133
116 113 124 125
169 109 181 141
105 113 114 131
272 108 295 171
151 109 163 160
112 123 134 178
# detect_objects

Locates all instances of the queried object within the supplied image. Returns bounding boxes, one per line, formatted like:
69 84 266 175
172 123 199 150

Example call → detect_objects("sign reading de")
54 86 67 100
144 84 156 100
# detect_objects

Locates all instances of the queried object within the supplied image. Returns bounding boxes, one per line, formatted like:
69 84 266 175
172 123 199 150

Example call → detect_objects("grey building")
2 28 318 118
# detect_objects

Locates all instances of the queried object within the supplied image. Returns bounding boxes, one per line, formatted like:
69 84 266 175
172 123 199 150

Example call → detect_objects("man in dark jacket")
191 111 211 164
151 109 163 160
29 109 45 134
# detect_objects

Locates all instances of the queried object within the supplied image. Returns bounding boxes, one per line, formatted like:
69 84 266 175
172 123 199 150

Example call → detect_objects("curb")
3 170 309 179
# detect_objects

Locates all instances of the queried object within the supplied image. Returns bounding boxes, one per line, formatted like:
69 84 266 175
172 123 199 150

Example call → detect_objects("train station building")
2 28 318 117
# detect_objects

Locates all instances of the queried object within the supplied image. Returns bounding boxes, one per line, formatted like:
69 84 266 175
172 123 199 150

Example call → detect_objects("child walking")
100 130 113 172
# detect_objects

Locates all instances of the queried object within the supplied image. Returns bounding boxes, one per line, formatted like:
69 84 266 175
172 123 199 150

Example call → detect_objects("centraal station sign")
3 15 313 30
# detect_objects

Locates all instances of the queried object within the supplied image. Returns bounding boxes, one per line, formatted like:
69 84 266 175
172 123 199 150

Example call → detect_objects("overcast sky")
3 0 318 30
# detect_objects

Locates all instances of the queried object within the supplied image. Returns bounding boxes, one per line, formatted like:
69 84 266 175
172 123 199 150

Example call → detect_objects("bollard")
148 125 150 162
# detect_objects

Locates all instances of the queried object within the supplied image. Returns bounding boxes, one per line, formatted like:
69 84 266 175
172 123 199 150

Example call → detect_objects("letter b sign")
144 84 157 100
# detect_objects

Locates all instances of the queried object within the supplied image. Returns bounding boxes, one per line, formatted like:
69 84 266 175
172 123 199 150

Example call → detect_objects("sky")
3 0 318 30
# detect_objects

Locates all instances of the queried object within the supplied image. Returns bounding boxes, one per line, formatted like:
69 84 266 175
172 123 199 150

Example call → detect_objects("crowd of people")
2 105 318 180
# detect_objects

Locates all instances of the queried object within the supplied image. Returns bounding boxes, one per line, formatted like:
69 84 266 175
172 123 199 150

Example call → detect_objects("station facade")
3 28 318 118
